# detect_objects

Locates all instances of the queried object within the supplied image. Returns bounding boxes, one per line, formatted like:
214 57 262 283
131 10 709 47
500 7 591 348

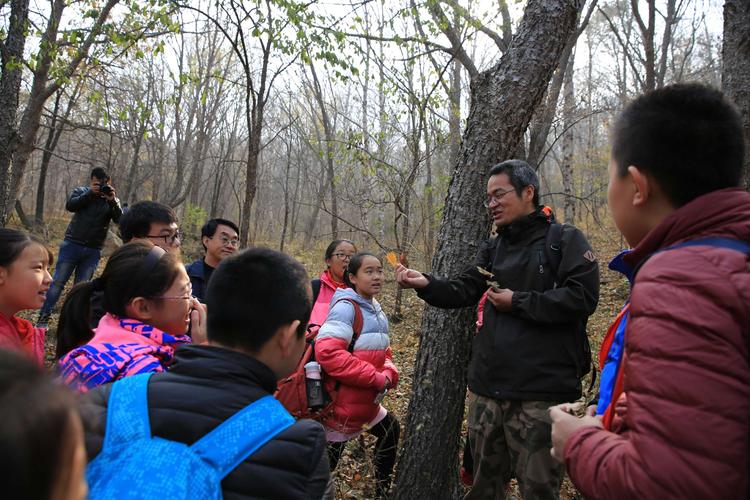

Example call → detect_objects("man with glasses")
186 218 240 301
37 167 123 327
118 201 182 255
396 160 599 499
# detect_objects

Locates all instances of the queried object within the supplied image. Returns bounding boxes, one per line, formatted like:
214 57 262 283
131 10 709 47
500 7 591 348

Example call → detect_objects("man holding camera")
37 167 123 327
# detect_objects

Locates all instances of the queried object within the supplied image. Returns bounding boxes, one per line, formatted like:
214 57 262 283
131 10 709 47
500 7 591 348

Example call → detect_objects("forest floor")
25 213 630 500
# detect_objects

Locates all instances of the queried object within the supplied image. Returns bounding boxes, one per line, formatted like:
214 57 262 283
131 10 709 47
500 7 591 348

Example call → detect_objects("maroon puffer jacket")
565 188 750 499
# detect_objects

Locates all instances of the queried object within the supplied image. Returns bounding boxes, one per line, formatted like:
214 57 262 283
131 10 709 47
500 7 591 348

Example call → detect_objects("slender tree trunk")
35 92 63 227
722 0 750 189
392 1 579 497
449 60 462 166
561 53 576 222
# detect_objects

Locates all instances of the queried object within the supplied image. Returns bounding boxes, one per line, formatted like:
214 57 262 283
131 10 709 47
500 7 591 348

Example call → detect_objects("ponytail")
56 242 180 359
55 282 97 359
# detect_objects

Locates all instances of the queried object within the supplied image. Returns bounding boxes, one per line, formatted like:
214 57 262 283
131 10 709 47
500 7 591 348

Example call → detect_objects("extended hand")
486 287 513 312
395 264 429 289
549 404 603 463
189 298 208 345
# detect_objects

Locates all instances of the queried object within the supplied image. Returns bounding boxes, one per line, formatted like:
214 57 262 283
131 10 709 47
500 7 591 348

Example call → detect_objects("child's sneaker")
459 466 474 487
36 313 50 329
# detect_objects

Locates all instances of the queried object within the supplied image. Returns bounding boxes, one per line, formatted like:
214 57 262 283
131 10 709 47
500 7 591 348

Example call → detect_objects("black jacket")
64 186 122 249
185 259 212 302
417 209 599 401
81 345 331 499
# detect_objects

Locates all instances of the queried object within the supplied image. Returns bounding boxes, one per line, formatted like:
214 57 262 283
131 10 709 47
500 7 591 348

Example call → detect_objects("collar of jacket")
169 344 279 394
497 206 556 242
623 187 750 269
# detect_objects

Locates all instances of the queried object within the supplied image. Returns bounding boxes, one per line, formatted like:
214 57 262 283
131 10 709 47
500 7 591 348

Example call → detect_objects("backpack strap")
102 373 154 449
191 395 295 478
311 278 322 304
544 223 564 283
632 237 750 281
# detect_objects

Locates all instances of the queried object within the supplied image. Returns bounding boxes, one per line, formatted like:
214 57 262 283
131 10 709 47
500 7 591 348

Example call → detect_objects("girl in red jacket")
0 229 53 365
315 253 400 498
309 239 357 328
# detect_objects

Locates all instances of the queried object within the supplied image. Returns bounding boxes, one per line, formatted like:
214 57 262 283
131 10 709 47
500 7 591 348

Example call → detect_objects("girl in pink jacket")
316 253 400 498
0 229 53 365
58 242 206 392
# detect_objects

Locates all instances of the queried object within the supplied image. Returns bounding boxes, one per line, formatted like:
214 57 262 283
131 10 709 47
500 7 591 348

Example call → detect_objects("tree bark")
0 0 31 227
392 1 579 497
722 0 750 189
561 53 576 222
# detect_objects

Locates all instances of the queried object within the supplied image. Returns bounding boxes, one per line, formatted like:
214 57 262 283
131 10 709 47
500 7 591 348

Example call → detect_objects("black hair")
324 239 356 260
56 242 181 358
118 201 178 242
488 159 540 206
206 247 311 353
90 167 109 181
612 83 745 207
0 350 79 500
200 218 240 251
0 228 54 269
343 252 381 291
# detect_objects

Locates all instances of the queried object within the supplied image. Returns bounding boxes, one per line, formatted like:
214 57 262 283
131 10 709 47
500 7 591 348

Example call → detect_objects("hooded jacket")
59 313 191 392
82 345 331 499
564 188 750 499
417 208 600 401
64 186 122 249
315 288 399 434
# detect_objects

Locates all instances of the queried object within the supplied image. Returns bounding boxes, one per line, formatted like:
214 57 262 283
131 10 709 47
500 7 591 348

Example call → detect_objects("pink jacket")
315 288 399 434
59 313 191 392
309 270 347 328
564 188 750 499
0 312 45 365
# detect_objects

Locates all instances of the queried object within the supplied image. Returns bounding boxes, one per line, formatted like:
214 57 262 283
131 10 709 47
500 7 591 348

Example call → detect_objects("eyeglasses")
157 287 193 301
332 252 354 261
483 188 515 208
147 230 182 247
212 235 240 247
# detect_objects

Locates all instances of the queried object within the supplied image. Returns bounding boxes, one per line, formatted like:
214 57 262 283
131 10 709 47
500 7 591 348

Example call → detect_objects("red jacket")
565 188 750 499
0 313 45 365
315 288 399 434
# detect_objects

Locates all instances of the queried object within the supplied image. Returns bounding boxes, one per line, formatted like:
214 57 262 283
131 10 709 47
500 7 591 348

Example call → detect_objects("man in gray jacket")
38 167 122 326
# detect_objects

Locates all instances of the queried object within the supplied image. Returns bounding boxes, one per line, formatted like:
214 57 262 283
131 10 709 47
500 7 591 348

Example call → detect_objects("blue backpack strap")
103 373 154 449
666 237 750 255
191 395 295 478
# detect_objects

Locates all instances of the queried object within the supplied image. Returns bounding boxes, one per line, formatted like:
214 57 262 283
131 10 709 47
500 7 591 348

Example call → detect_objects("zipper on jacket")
537 249 544 274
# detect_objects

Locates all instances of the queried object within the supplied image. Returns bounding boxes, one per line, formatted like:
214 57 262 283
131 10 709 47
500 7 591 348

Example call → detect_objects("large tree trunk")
0 0 31 227
392 1 579 498
722 0 750 189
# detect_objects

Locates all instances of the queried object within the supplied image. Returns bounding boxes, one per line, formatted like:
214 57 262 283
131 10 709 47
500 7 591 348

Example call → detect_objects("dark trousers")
328 412 400 497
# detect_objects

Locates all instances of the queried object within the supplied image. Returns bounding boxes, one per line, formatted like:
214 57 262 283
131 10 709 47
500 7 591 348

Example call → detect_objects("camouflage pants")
465 394 563 500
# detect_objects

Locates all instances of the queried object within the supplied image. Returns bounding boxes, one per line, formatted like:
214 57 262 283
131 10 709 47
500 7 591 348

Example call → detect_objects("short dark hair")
324 239 356 260
488 159 540 206
119 201 178 242
200 218 240 251
343 252 380 291
90 167 109 181
57 242 181 358
0 350 79 500
0 228 53 268
206 247 312 352
612 83 745 207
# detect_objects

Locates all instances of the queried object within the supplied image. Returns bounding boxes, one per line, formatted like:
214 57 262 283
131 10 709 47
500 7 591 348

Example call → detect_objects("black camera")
100 184 113 195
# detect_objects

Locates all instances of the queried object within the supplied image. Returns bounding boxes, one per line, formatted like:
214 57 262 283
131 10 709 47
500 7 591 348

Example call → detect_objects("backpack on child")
275 298 363 419
87 372 294 500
